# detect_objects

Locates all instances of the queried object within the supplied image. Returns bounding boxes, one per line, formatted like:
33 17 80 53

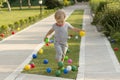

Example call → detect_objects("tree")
28 0 31 8
0 0 4 8
74 0 78 4
20 0 22 9
6 0 11 11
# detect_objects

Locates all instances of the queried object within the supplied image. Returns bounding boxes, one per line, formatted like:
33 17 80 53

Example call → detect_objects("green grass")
0 6 54 26
0 6 55 41
111 43 120 62
22 10 83 79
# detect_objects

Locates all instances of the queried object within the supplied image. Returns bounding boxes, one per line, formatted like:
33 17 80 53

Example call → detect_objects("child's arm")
71 27 83 33
44 28 54 41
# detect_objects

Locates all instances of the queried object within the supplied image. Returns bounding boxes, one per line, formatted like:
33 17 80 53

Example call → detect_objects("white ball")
75 36 78 39
66 66 72 71
68 36 71 39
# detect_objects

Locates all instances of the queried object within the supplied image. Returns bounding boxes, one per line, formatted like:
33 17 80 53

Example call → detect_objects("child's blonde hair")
54 9 66 20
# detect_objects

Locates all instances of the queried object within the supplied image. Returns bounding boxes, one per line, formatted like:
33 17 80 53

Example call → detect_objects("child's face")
56 19 65 26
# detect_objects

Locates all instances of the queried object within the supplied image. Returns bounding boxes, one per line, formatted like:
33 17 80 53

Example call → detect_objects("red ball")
114 47 119 51
12 31 15 35
46 43 50 46
30 63 35 68
0 33 4 38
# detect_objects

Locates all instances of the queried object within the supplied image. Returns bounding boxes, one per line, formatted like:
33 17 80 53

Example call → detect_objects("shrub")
90 0 106 13
14 21 20 29
0 25 9 34
28 17 33 23
24 19 29 24
19 19 25 26
45 0 63 9
8 24 15 31
32 16 36 22
99 2 120 35
111 32 120 43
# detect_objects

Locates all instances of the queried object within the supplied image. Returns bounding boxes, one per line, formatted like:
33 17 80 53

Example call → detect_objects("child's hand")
44 37 47 42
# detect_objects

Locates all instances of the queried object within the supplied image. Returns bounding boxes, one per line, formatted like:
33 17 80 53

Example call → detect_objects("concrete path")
0 2 120 80
76 3 120 80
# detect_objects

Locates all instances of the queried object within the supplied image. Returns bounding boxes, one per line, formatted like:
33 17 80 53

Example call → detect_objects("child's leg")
61 43 68 62
54 42 63 62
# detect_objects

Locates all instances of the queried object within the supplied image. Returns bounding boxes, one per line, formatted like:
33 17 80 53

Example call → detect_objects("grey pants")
54 41 68 62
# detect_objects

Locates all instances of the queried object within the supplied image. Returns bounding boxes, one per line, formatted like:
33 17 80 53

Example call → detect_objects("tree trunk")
20 0 22 10
28 0 31 8
74 0 78 4
6 0 11 11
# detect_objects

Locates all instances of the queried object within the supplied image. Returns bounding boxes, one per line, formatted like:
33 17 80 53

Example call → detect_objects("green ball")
64 56 69 60
61 67 65 72
45 38 49 43
58 61 64 67
55 70 61 77
72 65 77 71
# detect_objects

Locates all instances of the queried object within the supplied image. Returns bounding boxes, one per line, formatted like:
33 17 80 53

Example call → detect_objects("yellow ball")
17 27 21 31
38 49 43 54
24 65 31 70
79 31 85 37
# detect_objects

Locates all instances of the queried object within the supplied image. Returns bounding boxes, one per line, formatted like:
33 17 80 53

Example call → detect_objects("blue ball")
49 39 54 43
46 68 52 73
110 39 116 43
43 59 48 64
63 68 68 74
32 54 37 59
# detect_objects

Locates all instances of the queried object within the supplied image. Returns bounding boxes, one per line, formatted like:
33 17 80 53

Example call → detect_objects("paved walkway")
76 4 120 80
0 3 120 80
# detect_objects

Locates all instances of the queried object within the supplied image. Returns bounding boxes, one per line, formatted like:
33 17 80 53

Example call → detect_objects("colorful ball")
45 38 49 43
79 31 85 37
66 66 72 71
24 65 31 70
72 65 77 71
63 68 68 74
38 49 43 54
0 33 4 38
55 70 61 77
17 27 21 31
61 67 65 72
30 63 35 68
68 59 72 64
64 56 69 60
49 39 54 43
32 54 37 59
110 39 116 43
46 43 50 46
58 61 64 67
12 31 15 35
114 47 119 51
68 36 71 39
75 36 78 39
46 68 52 73
43 59 48 64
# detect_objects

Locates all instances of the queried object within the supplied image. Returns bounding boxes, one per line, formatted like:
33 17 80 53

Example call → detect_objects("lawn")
22 10 84 79
111 43 120 62
0 6 54 26
0 6 55 40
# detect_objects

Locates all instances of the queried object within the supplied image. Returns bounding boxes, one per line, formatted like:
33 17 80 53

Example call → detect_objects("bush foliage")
90 0 120 37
